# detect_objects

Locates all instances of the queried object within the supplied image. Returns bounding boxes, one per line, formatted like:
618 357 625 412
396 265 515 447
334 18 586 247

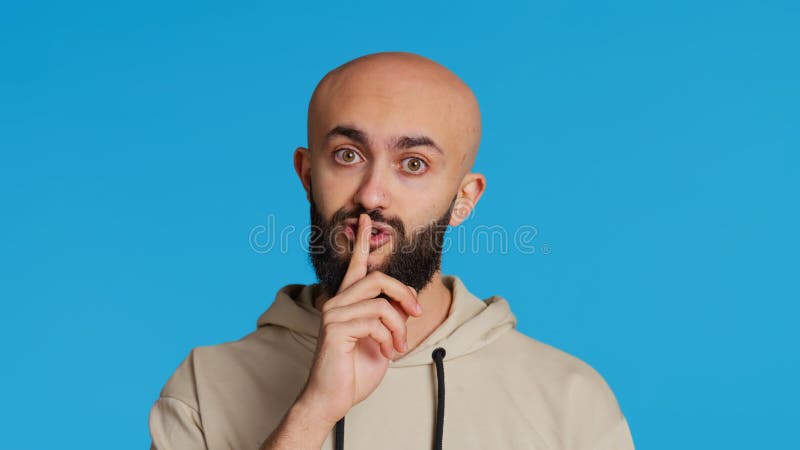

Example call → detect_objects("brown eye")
401 157 427 174
334 148 363 165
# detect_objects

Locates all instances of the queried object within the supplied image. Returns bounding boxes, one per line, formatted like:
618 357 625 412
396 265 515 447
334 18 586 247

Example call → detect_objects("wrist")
292 392 339 431
261 397 334 450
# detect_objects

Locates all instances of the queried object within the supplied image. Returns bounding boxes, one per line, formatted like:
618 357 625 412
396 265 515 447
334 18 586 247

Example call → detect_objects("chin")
366 253 390 272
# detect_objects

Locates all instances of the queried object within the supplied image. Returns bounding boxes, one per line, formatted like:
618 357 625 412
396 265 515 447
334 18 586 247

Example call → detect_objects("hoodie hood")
256 274 517 368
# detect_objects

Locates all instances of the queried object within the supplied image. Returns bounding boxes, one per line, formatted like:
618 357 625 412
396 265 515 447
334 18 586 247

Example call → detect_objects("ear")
293 146 312 202
450 172 486 227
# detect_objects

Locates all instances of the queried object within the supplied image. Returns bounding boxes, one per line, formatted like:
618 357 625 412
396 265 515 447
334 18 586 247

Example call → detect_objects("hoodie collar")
256 274 517 367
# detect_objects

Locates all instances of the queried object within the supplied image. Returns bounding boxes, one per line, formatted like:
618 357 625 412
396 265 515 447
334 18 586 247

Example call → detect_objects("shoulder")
498 329 623 407
155 331 262 405
493 330 604 374
490 330 633 448
155 325 303 404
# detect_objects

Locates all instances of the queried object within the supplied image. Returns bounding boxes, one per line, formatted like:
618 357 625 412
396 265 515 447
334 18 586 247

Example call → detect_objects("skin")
293 51 487 356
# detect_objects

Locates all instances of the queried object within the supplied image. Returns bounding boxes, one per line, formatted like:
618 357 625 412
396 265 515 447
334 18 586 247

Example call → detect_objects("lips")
342 218 394 250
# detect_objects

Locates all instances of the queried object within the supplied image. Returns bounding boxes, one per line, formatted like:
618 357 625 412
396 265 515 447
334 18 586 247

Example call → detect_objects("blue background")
2 1 797 449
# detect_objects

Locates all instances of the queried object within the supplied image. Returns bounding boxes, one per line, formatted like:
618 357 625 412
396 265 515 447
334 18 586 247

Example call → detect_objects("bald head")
307 52 482 174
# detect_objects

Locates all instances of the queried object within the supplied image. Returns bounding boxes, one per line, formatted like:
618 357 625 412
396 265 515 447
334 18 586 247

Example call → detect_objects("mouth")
342 218 393 251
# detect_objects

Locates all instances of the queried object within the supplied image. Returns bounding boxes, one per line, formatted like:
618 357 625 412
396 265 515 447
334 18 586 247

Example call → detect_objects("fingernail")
415 303 423 314
402 340 408 352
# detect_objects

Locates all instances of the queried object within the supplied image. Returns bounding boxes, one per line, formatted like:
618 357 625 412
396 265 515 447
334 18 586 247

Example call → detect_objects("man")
148 51 635 450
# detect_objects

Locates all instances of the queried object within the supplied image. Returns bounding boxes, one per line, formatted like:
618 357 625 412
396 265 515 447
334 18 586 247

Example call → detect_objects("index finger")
337 213 371 294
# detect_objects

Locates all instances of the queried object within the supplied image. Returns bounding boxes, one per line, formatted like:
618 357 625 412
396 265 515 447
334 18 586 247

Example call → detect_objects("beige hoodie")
149 274 635 450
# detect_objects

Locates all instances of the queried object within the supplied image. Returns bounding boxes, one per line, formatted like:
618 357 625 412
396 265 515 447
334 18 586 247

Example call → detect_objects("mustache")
329 207 406 236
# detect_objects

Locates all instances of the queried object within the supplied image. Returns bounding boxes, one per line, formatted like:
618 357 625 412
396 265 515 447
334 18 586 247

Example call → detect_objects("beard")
308 188 456 297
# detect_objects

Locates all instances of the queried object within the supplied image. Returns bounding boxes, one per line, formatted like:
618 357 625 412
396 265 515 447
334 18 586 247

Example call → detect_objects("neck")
312 271 453 358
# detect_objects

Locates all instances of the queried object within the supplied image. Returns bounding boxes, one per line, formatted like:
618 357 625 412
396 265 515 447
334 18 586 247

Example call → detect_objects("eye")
333 148 364 165
400 157 428 174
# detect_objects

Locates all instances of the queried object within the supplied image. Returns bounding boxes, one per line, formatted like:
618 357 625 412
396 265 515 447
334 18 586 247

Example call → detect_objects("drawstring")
334 415 344 450
431 347 446 450
334 347 447 450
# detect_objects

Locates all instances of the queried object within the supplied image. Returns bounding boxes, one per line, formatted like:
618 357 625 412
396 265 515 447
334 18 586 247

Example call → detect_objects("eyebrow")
324 125 444 155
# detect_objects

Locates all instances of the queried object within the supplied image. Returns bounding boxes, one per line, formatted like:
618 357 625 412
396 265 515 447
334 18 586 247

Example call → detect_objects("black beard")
308 189 455 297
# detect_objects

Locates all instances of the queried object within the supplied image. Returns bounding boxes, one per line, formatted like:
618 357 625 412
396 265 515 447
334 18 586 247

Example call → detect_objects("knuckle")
322 311 335 324
371 270 386 279
321 299 336 314
365 271 379 281
322 310 339 324
370 318 388 336
370 297 388 311
323 320 340 334
321 321 338 334
379 301 400 322
371 299 394 319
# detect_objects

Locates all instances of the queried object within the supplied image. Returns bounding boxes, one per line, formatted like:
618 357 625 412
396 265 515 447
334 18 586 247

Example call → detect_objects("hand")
296 213 424 428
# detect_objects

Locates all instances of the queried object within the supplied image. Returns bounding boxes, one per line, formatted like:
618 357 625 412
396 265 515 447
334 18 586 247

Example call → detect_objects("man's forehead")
307 52 482 168
318 65 470 113
315 75 462 119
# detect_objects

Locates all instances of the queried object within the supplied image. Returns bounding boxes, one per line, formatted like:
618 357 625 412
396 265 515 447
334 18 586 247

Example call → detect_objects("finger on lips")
338 213 371 294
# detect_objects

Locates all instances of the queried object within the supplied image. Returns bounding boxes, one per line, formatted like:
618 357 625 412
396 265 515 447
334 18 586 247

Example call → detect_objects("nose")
352 163 392 212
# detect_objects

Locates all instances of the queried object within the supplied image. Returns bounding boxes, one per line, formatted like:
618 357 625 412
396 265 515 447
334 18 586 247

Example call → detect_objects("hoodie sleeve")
591 416 635 450
149 397 208 450
148 349 208 450
564 362 635 450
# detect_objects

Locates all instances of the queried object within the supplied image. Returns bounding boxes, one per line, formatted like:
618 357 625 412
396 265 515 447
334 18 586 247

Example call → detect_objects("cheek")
311 171 355 211
395 207 436 234
396 193 457 231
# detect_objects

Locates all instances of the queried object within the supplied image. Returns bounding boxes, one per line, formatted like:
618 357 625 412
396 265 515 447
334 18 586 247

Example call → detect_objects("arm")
259 395 337 450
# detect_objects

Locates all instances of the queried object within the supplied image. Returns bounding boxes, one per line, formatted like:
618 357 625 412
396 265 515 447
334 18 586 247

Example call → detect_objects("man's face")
295 54 484 296
308 186 456 296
